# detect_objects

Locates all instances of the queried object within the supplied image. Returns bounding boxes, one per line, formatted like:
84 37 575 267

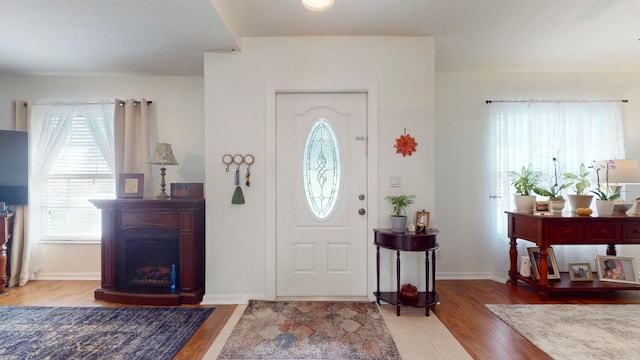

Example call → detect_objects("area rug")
486 304 640 360
0 306 214 360
217 300 401 359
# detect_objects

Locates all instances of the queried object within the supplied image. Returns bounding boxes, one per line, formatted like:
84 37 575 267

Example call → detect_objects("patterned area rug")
218 300 401 359
0 306 214 360
486 304 640 360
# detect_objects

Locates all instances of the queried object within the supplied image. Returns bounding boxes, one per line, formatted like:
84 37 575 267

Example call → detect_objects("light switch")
390 176 401 187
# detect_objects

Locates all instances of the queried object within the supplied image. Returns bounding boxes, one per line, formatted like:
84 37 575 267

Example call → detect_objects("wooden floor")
3 280 640 359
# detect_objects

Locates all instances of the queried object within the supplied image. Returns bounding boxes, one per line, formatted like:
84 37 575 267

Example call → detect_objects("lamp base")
157 166 170 199
156 191 170 199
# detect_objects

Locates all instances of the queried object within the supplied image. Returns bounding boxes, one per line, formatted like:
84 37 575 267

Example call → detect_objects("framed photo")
527 247 560 280
415 210 430 232
568 263 593 281
533 201 551 215
118 173 144 198
595 256 639 284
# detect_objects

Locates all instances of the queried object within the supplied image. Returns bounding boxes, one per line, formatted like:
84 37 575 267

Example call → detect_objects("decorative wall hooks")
222 153 256 205
394 128 418 157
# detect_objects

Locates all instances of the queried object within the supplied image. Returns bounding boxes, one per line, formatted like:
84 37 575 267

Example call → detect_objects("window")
302 118 341 220
30 103 115 241
492 101 625 266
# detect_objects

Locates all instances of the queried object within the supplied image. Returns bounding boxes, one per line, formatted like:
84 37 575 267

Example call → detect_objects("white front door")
276 92 368 298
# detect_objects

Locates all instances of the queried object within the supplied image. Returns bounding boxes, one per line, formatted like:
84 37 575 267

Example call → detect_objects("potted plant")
563 163 594 212
534 157 570 212
590 160 621 215
509 166 541 212
385 194 415 232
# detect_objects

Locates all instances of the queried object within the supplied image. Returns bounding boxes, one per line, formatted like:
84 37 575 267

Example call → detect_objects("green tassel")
231 186 245 204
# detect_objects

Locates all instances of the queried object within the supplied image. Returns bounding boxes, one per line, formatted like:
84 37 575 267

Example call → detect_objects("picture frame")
533 201 551 215
595 255 639 284
527 247 560 280
568 263 593 281
117 173 144 198
415 210 430 232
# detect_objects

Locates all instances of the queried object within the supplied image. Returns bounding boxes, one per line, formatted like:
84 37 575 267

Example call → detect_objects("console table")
506 211 640 298
373 228 439 316
0 213 12 294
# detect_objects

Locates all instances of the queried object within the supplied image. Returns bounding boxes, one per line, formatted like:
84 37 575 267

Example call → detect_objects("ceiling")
1 0 639 76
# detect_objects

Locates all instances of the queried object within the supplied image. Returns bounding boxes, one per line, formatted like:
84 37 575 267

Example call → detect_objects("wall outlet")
435 250 442 260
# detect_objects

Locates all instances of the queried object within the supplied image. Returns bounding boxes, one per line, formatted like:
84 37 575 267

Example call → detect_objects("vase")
390 215 407 233
549 199 565 213
596 199 615 216
514 195 536 213
567 194 593 213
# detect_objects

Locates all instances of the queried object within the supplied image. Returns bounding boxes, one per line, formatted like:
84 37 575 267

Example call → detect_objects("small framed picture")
569 263 593 281
118 173 144 198
415 210 430 232
533 201 551 215
595 256 639 284
527 247 560 280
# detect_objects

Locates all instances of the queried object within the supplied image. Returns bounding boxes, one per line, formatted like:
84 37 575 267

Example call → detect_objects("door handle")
358 208 366 215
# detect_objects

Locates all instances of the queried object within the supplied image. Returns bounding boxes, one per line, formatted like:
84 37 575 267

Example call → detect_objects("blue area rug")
0 306 214 360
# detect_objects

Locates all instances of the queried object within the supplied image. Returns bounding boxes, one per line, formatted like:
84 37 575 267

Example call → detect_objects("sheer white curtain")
493 101 625 270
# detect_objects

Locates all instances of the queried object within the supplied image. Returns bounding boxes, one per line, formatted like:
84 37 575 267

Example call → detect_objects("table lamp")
148 143 179 198
605 159 640 200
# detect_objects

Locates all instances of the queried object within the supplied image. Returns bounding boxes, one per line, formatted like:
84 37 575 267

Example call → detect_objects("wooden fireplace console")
90 198 205 306
506 211 640 298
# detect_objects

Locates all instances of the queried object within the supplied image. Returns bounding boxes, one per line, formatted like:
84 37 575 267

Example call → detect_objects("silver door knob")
358 208 366 215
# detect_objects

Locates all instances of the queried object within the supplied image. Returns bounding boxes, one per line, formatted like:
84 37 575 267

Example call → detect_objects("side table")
373 228 439 316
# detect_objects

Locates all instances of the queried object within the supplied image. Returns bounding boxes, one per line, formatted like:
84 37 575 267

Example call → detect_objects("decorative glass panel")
303 118 341 220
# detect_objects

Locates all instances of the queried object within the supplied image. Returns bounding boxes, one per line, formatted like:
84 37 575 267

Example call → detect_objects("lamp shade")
607 159 640 184
148 143 179 165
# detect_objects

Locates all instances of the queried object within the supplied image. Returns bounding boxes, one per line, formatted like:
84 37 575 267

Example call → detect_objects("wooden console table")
0 213 12 294
506 211 640 298
373 228 439 316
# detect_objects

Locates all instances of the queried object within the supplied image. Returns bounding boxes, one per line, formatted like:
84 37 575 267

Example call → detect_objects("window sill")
39 239 101 245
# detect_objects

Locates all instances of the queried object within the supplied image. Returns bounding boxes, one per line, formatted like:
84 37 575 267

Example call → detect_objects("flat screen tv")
0 130 28 206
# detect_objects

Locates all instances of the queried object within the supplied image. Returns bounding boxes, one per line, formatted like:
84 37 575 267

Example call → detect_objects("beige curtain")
114 99 153 197
9 100 37 287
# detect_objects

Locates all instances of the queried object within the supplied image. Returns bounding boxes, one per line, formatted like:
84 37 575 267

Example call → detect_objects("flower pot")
390 215 407 233
514 195 536 213
567 194 593 213
596 199 615 216
549 199 565 213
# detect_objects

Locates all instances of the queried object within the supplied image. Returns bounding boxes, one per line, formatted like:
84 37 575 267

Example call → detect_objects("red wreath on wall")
394 128 417 157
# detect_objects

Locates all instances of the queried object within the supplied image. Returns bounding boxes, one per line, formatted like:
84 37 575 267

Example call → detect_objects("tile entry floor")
205 303 471 360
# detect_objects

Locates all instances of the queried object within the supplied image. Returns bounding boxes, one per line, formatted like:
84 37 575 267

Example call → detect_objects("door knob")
358 208 366 215
359 194 365 200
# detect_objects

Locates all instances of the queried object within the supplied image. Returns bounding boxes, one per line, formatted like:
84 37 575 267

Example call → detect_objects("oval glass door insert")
302 118 341 220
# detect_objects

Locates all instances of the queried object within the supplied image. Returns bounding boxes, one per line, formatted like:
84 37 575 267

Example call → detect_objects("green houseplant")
591 160 621 215
534 157 570 212
385 194 415 232
509 166 541 212
563 162 594 212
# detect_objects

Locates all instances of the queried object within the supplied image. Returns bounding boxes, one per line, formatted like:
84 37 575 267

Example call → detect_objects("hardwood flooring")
3 279 640 359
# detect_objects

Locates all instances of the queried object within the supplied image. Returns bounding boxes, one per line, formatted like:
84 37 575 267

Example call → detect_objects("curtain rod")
485 99 628 104
24 100 153 107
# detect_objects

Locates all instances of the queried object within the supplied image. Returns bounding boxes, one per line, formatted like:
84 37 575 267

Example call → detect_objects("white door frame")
265 82 379 300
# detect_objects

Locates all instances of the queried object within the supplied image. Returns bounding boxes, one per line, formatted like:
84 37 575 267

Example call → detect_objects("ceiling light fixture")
302 0 334 12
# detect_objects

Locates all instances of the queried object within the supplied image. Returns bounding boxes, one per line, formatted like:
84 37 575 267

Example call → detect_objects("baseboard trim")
35 272 100 281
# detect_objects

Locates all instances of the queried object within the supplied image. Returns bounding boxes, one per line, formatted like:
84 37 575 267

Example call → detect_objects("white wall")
0 75 205 279
203 36 435 303
435 72 640 281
